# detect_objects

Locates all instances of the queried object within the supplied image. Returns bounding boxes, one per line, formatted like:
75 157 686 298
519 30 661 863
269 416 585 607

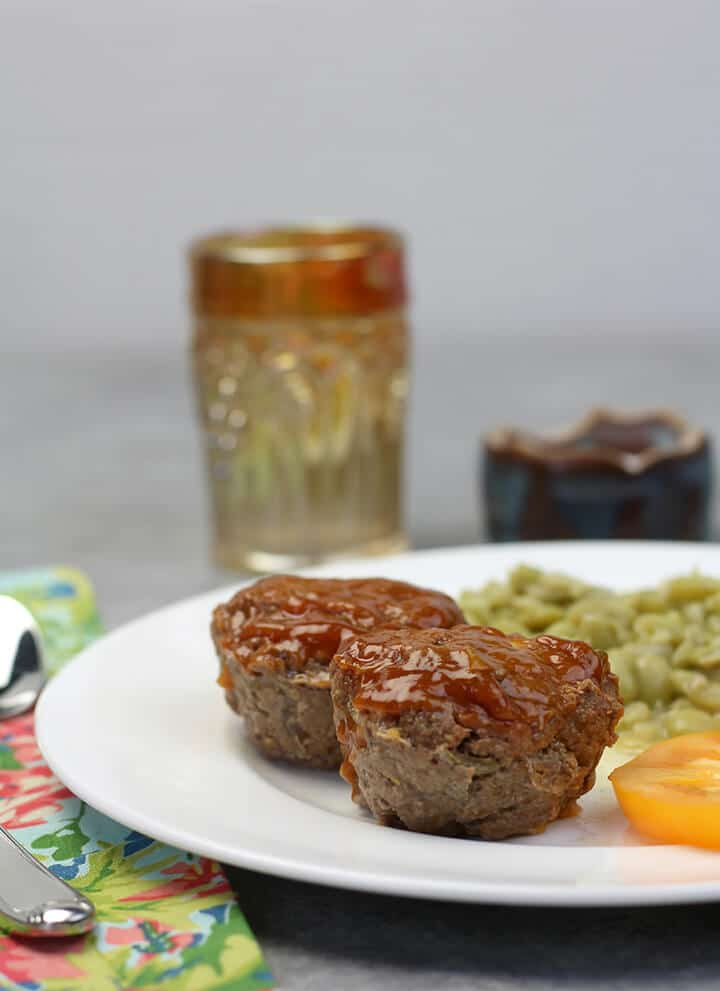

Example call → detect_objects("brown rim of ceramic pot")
484 408 708 476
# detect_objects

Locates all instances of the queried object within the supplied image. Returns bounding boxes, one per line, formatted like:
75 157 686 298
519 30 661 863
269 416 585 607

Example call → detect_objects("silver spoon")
0 595 95 936
0 595 46 720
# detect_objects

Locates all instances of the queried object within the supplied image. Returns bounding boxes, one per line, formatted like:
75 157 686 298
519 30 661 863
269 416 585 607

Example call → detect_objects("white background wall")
2 0 720 354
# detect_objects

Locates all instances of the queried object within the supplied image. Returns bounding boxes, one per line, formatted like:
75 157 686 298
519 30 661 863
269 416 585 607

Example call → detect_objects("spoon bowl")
0 595 46 719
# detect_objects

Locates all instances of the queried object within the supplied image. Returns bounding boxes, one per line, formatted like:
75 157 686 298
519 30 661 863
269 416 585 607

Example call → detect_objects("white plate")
35 541 720 906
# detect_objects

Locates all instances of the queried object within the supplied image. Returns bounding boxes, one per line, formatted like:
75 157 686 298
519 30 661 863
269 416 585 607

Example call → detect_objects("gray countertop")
4 333 720 989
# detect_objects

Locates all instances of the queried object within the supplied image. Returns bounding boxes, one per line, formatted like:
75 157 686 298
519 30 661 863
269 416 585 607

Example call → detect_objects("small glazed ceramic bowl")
483 409 712 542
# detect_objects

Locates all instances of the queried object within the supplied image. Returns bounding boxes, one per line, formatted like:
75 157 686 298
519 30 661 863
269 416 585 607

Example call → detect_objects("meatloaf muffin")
331 625 622 838
211 576 465 768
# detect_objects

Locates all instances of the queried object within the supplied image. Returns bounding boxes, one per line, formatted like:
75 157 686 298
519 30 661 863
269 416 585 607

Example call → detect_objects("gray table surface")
4 333 720 990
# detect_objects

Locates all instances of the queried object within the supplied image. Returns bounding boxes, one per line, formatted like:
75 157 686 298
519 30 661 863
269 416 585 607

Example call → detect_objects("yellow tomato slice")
610 732 720 849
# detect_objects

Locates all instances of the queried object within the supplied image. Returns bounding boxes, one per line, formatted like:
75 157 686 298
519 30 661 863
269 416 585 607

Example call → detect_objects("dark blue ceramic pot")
483 409 712 542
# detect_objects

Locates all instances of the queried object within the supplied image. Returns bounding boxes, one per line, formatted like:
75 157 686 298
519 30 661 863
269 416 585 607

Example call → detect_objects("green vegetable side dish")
459 565 720 752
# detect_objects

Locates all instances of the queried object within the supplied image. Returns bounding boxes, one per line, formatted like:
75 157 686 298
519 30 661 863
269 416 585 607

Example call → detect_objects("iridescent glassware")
189 224 409 572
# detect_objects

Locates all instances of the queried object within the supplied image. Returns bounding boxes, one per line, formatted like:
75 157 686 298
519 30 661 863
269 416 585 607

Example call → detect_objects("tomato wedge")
610 732 720 849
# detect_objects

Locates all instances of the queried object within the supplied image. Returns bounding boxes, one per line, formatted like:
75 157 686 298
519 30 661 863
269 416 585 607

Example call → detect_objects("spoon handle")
0 825 95 936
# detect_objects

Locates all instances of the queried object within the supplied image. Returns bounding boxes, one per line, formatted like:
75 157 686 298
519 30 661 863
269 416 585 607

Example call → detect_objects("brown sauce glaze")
333 625 613 736
336 718 365 799
212 576 465 672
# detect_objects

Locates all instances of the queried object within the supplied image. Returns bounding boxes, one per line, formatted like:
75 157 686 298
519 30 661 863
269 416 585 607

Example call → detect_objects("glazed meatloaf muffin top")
212 575 465 689
333 624 619 741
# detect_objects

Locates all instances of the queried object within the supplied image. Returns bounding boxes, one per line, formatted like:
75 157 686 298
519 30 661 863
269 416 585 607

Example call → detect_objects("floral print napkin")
0 567 273 991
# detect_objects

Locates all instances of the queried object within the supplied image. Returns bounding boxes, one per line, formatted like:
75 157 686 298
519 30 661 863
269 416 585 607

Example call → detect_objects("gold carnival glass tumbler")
189 224 410 572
